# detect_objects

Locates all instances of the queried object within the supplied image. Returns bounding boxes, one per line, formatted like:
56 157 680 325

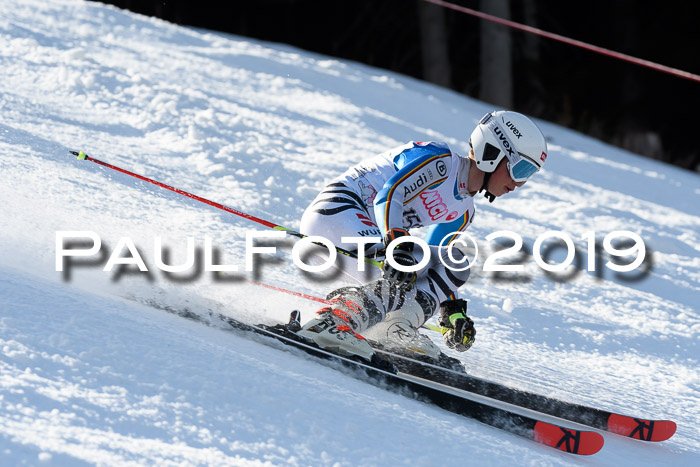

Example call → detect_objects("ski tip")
534 421 604 455
607 414 677 441
654 420 677 441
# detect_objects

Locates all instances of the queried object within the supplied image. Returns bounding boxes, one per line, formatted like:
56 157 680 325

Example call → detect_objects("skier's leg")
296 181 384 359
299 181 383 284
364 244 471 324
298 246 471 360
413 244 472 312
347 245 472 358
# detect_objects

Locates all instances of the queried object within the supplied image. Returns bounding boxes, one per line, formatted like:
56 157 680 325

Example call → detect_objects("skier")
297 110 548 361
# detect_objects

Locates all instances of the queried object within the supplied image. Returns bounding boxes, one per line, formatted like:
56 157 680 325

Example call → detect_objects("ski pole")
245 278 330 305
69 150 383 269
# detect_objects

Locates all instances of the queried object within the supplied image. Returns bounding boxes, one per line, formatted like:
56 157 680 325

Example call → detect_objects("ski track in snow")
0 0 698 465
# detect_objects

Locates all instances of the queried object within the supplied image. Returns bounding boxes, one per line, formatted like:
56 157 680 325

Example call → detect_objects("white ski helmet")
469 110 548 182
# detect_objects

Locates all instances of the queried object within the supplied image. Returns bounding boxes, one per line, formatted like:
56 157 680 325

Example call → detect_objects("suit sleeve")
423 210 474 246
373 144 450 237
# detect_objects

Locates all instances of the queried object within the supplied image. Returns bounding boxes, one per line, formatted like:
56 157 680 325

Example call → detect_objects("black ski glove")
382 228 417 289
439 299 476 352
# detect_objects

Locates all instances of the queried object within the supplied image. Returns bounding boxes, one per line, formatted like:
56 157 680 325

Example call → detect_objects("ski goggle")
507 155 540 183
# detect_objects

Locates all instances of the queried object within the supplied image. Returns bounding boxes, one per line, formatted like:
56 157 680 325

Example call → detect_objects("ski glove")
382 228 417 290
439 299 476 352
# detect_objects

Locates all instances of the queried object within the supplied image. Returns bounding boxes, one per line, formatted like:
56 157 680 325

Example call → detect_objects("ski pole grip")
69 150 89 160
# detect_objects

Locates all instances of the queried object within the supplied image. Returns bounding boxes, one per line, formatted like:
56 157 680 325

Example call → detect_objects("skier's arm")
423 210 474 246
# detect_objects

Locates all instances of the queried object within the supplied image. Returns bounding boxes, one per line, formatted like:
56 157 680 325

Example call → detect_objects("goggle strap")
518 153 541 168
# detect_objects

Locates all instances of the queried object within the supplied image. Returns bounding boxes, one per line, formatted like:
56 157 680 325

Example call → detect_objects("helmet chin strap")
479 171 496 203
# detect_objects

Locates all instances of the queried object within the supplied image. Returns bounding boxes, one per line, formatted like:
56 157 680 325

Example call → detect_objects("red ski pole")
69 151 383 269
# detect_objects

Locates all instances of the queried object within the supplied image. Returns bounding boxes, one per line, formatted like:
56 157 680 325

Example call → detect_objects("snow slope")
1 0 698 464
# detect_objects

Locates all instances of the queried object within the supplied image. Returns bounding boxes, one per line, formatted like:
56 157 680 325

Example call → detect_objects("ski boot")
296 298 377 362
296 279 400 362
363 297 441 360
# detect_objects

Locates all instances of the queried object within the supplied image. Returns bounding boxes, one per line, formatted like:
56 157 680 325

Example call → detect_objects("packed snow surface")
1 0 698 465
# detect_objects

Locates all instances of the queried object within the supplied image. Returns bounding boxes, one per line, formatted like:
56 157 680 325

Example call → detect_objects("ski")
220 312 603 455
131 294 671 449
376 342 677 442
183 273 675 442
